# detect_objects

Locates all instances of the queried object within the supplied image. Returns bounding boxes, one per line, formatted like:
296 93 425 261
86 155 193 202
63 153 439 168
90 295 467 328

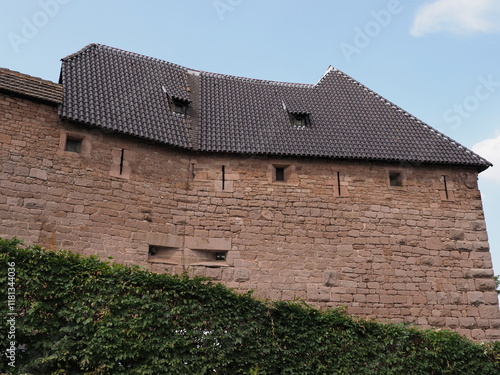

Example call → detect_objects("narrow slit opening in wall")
190 163 195 179
119 149 125 175
442 175 449 200
221 165 226 190
336 171 341 196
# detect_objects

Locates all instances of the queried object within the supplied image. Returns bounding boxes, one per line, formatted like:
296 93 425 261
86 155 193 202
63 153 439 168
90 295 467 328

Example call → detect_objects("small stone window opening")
275 167 285 182
389 172 403 187
64 136 83 153
272 164 292 183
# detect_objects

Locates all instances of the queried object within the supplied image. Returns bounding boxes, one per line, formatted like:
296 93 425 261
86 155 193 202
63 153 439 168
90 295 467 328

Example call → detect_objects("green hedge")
1 237 499 374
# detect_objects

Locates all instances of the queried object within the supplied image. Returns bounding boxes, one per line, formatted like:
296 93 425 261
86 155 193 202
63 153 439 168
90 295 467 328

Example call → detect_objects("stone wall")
1 92 499 340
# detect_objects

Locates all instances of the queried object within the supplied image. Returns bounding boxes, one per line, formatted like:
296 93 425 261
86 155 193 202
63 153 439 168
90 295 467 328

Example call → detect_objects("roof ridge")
0 67 59 86
329 68 492 167
61 43 98 61
63 43 317 88
314 65 336 86
200 70 314 87
61 43 189 72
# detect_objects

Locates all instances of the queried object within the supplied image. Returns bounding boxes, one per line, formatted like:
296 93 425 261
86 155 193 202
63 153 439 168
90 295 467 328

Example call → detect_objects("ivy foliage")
1 237 499 374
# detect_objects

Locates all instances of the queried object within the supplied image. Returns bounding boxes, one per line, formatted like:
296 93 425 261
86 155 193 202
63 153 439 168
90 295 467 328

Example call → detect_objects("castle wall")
1 92 499 340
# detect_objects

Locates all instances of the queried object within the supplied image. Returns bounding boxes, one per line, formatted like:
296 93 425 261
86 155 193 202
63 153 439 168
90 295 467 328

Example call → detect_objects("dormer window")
289 112 309 128
162 86 190 116
171 97 189 116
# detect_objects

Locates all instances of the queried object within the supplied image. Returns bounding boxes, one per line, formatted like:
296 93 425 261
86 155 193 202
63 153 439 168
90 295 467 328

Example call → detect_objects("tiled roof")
0 68 62 104
59 44 492 170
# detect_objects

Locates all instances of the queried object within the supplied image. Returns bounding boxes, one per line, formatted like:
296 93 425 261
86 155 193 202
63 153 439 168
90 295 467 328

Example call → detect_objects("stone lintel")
146 232 184 248
185 236 231 251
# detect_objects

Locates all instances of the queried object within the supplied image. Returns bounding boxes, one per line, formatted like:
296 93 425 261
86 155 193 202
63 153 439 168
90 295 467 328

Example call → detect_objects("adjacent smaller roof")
0 68 63 104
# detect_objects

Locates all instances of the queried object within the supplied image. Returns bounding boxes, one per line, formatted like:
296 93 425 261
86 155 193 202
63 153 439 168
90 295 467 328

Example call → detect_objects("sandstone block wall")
1 92 499 340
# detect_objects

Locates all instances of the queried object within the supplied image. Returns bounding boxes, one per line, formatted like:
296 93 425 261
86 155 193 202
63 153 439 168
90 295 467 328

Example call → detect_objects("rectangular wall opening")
389 172 403 187
188 249 229 267
275 167 285 182
64 136 83 153
147 245 181 264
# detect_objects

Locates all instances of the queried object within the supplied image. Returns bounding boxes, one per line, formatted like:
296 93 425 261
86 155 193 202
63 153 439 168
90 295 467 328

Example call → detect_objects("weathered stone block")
484 292 500 305
467 292 484 306
307 285 331 302
475 279 496 292
233 268 250 282
459 317 477 329
450 229 464 240
323 271 338 287
23 199 46 209
479 305 500 319
425 238 442 250
466 269 494 278
0 133 12 144
29 168 47 180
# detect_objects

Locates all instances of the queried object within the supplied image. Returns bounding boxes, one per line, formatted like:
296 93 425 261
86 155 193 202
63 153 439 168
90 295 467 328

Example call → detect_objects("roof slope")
59 44 491 170
0 68 62 104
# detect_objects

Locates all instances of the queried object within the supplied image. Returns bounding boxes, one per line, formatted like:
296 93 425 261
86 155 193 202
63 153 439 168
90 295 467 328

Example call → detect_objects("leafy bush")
1 237 499 374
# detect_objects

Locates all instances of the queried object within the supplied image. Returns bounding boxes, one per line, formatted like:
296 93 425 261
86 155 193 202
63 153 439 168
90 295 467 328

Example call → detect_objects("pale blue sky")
1 0 499 274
